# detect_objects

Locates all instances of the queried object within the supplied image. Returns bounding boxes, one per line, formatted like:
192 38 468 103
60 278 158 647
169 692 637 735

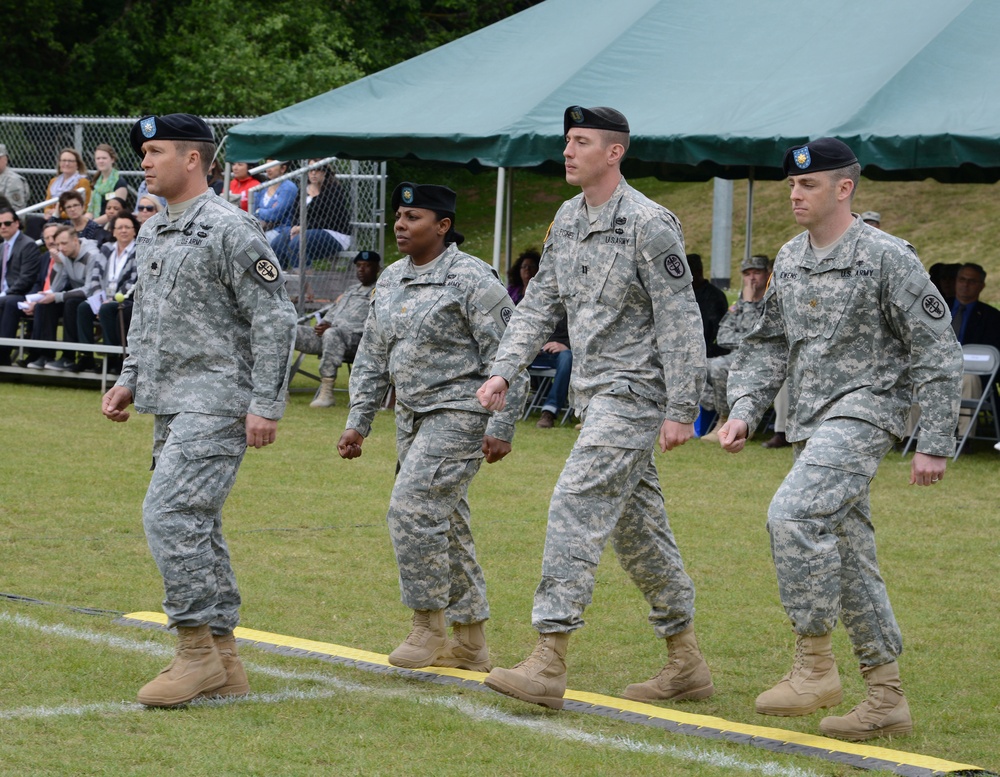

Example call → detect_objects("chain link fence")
0 115 386 312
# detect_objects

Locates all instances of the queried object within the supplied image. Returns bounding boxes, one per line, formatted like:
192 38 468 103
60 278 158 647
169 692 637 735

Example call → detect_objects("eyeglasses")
137 205 156 212
0 220 15 227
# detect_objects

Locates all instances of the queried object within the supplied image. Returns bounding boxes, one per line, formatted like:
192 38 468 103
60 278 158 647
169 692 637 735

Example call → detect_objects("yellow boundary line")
124 612 984 775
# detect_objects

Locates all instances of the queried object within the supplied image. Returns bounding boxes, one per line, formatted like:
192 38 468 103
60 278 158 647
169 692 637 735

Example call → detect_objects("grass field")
1 371 998 776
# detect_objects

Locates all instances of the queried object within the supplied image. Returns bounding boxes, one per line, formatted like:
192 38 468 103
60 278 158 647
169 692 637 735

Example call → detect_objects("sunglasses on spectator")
137 205 156 212
0 220 16 227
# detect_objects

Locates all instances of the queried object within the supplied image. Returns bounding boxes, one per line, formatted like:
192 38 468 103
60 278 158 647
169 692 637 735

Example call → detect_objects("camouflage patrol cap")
860 211 881 225
130 114 215 156
741 255 770 272
783 137 857 177
564 106 630 136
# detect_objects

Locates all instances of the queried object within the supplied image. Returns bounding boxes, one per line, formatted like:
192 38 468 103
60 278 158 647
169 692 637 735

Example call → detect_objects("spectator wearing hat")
860 211 881 229
102 113 297 709
339 181 526 676
718 137 962 741
296 250 380 408
0 143 30 210
700 254 770 443
687 252 730 357
478 106 713 711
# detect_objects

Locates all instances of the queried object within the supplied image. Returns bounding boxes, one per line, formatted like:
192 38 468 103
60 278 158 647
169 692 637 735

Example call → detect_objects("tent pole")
745 168 755 263
504 168 514 271
492 167 506 272
710 178 733 289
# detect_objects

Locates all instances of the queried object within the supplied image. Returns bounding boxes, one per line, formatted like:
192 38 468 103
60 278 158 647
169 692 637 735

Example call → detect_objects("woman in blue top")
253 159 298 251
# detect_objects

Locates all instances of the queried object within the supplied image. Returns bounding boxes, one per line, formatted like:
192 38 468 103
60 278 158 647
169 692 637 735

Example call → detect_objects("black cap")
390 182 457 215
353 250 381 265
783 137 858 176
564 106 630 136
390 182 464 246
130 114 215 156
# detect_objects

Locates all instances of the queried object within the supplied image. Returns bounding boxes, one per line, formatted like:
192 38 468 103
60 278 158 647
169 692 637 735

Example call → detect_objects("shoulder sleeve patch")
233 236 284 295
642 226 690 291
891 267 951 335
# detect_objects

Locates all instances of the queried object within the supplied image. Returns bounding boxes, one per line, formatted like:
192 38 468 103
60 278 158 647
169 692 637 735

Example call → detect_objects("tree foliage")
0 0 544 116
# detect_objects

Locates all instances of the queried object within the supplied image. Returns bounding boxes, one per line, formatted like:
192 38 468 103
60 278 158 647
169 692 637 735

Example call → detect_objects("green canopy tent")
227 0 1000 265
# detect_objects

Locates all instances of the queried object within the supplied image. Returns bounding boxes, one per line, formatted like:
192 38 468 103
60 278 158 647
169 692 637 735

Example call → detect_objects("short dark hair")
960 262 987 283
686 253 703 275
177 140 216 175
59 190 86 208
0 206 19 227
113 212 141 234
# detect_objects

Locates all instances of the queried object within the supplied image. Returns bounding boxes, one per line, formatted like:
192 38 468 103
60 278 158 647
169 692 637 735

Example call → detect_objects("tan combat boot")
483 632 569 710
388 609 447 668
622 626 715 702
700 417 726 443
819 661 912 741
198 632 250 699
137 625 227 707
310 378 336 408
433 621 492 672
755 633 842 716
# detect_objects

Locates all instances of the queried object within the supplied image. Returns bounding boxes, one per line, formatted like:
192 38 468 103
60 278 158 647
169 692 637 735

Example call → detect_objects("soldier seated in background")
295 250 380 408
700 254 769 443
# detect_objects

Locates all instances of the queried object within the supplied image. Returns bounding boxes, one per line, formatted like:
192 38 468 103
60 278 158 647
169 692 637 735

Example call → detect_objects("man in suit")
0 206 43 365
951 263 1000 436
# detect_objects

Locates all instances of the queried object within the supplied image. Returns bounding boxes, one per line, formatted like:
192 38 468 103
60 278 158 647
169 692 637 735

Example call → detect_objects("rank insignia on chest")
149 260 161 277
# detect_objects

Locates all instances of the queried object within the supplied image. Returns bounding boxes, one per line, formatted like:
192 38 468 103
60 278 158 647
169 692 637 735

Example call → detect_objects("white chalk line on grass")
0 611 818 777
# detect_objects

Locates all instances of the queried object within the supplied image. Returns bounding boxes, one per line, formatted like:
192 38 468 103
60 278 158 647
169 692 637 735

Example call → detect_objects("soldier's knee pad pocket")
163 548 216 596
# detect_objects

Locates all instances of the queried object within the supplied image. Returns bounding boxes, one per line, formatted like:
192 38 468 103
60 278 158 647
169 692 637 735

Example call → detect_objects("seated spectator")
207 159 225 195
0 143 30 210
688 252 730 357
135 195 163 226
228 161 260 211
296 251 380 408
530 315 572 429
507 248 540 305
56 190 107 243
929 262 961 307
0 207 44 365
75 213 139 373
44 148 92 218
701 254 769 443
89 144 129 225
21 224 69 368
860 211 881 229
96 197 128 243
22 224 103 371
253 159 297 250
134 179 167 212
274 161 351 269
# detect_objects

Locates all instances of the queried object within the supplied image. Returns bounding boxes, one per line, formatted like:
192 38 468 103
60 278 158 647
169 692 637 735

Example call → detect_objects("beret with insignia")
353 250 381 265
782 137 858 177
564 106 630 136
391 182 464 246
130 113 215 156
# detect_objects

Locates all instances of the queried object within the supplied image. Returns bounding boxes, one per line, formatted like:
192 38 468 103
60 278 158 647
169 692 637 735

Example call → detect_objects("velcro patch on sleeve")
233 237 284 295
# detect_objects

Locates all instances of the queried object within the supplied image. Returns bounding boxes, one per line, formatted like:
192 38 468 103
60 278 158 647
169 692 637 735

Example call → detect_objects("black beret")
564 106 630 136
130 114 215 156
353 250 381 265
390 182 458 216
783 137 858 176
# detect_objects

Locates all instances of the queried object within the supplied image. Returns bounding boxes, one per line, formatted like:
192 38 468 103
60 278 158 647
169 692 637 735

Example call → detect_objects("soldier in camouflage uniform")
338 182 525 674
478 106 714 711
719 138 962 741
700 254 769 442
296 250 380 408
102 114 297 707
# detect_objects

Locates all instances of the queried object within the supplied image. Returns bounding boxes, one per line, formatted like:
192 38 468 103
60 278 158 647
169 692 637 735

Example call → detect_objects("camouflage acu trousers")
532 391 695 639
144 413 246 633
767 417 902 666
296 324 360 379
388 409 489 624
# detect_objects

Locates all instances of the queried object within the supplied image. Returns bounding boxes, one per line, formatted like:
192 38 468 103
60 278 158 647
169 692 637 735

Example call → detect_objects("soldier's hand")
718 419 748 452
338 429 365 459
246 414 277 448
719 418 750 453
482 435 511 464
477 376 509 412
101 385 133 422
658 419 693 452
314 322 332 336
910 452 946 486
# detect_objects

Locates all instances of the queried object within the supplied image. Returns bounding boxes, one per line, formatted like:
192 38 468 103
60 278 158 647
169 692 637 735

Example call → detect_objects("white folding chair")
522 367 555 420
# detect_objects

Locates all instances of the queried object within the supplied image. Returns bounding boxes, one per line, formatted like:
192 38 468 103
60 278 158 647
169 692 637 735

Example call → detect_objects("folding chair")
521 367 555 420
903 344 1000 460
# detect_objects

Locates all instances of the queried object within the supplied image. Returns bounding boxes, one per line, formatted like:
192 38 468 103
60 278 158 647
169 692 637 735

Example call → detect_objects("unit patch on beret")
141 117 157 138
569 107 584 125
401 186 414 205
794 147 811 169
